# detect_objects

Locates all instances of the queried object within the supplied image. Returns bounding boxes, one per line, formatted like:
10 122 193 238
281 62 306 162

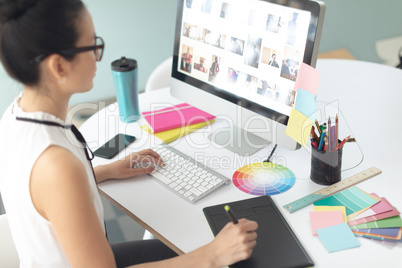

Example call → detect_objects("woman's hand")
207 219 258 267
94 149 164 183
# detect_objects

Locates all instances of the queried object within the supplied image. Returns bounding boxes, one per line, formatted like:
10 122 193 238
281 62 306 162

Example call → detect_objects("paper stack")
309 186 401 252
141 103 215 143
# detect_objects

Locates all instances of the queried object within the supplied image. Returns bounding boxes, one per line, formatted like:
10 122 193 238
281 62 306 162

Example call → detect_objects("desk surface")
81 59 402 267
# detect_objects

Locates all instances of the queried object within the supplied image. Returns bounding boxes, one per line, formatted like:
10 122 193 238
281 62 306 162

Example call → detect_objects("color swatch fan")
233 162 295 196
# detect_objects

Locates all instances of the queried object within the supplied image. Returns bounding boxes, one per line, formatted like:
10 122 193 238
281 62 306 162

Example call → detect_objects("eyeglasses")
31 36 105 64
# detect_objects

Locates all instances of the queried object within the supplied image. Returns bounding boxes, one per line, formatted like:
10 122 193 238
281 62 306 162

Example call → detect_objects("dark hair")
0 0 85 86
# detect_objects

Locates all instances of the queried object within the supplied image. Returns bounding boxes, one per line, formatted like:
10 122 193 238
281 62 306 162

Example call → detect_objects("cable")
264 144 277 163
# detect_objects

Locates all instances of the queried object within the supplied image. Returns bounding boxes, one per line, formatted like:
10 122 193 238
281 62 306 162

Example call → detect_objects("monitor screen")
171 0 325 153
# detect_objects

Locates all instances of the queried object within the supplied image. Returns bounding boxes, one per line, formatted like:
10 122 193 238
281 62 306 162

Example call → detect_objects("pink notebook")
142 103 215 133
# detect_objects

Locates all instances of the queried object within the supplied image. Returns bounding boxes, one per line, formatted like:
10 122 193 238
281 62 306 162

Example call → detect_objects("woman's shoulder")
30 145 89 220
33 145 87 185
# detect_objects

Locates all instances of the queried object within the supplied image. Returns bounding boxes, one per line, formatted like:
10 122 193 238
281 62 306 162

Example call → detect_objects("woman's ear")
45 54 71 84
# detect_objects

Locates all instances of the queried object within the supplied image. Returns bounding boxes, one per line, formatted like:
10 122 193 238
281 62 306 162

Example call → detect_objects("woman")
0 0 258 267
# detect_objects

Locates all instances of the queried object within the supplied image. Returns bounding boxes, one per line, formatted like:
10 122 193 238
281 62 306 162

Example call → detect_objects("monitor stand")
208 125 269 156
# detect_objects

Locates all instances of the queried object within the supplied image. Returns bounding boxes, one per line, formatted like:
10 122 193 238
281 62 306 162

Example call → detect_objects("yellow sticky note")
285 109 313 146
141 120 214 144
313 206 347 223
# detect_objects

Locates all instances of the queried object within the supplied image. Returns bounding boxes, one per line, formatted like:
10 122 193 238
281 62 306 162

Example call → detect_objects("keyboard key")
174 185 182 191
210 180 219 186
198 186 208 193
148 144 228 203
190 188 202 196
152 172 172 185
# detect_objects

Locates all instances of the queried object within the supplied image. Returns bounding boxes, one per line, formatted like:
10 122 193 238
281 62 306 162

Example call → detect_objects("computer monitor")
171 0 325 155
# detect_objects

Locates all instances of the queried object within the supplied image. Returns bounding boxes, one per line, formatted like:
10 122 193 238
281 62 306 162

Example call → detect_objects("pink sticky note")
310 211 344 236
293 63 319 95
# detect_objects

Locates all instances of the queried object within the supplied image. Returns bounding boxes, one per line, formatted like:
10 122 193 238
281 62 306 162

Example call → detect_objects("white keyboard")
148 144 230 203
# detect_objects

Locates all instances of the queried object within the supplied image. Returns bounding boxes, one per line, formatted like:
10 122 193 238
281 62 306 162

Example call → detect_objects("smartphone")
94 134 136 159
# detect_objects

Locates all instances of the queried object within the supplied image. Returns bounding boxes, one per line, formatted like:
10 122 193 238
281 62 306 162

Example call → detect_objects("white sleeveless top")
0 96 105 267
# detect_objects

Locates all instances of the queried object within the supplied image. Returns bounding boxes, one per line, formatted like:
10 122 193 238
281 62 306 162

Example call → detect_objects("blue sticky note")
316 223 360 253
294 88 316 121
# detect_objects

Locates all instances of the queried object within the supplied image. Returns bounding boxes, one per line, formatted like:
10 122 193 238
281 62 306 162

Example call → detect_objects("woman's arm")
93 148 259 267
35 147 258 267
132 219 258 268
30 146 117 267
94 149 163 183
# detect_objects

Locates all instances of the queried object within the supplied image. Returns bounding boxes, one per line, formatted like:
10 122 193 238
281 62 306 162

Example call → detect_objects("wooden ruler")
283 167 382 213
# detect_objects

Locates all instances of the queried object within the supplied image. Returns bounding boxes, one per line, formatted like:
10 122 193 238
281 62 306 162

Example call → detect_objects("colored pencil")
311 126 319 142
335 114 339 148
337 135 351 150
315 120 321 134
318 129 326 151
328 117 331 151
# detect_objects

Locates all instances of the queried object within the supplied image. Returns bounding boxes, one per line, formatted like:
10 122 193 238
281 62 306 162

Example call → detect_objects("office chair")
145 57 172 93
0 214 20 267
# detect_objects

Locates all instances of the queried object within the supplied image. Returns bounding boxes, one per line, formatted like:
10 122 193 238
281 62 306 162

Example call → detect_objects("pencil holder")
310 141 343 185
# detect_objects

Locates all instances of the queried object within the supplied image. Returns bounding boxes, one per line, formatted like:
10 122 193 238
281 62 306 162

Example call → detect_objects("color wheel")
232 162 295 196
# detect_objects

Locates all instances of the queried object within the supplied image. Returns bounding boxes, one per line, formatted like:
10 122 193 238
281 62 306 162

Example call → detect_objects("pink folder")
142 103 215 133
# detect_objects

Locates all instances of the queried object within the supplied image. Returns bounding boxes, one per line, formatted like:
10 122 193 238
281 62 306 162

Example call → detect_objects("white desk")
80 59 402 267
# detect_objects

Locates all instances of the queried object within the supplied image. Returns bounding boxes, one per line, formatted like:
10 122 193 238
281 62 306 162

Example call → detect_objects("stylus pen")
224 205 238 224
